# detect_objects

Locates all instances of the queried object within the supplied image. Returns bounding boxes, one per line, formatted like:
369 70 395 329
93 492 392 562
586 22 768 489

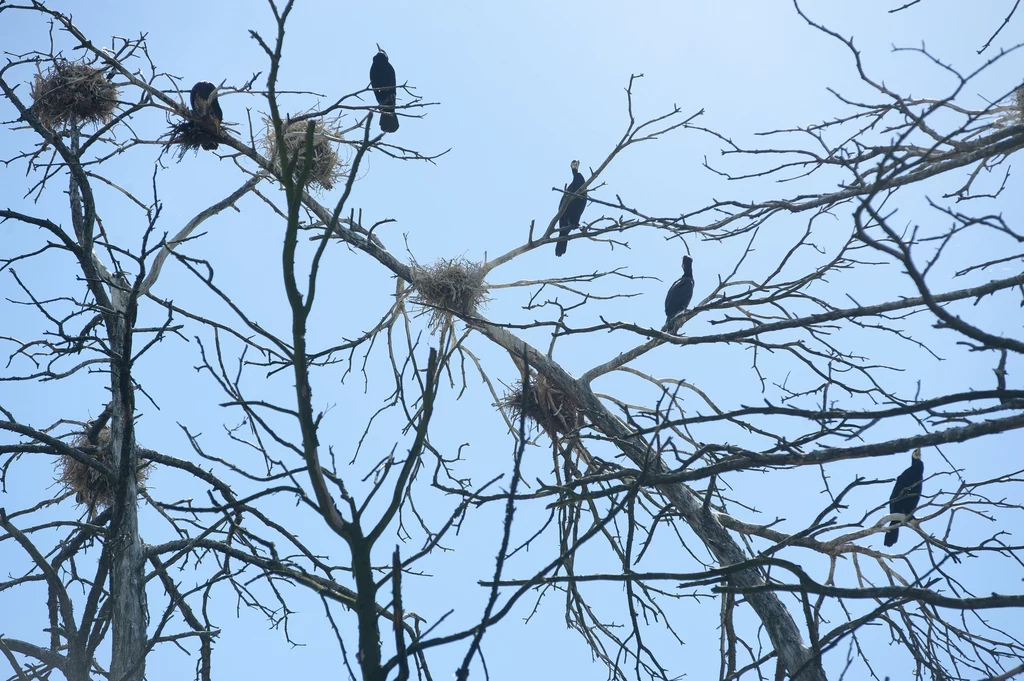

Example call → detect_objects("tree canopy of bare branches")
2 2 1023 681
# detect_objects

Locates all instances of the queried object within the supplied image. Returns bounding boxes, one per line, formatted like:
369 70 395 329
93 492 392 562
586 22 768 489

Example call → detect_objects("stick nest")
30 61 119 130
59 426 149 517
501 374 582 441
410 258 488 332
1015 85 1024 124
263 117 347 191
165 120 221 160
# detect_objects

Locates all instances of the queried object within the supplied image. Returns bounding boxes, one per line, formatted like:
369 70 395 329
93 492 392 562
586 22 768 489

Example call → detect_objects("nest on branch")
58 425 149 517
501 373 582 442
263 117 347 191
165 120 221 160
409 257 488 333
30 60 119 130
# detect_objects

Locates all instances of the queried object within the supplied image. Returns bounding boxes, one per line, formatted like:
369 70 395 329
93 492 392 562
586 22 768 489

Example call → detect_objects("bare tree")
2 2 1023 681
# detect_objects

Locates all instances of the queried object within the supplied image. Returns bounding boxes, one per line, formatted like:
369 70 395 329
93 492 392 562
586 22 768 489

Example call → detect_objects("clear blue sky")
1 1 1022 679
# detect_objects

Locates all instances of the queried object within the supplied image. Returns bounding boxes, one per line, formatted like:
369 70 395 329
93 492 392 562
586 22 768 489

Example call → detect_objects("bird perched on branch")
663 256 694 331
369 45 399 133
189 81 223 150
884 448 924 547
555 160 587 257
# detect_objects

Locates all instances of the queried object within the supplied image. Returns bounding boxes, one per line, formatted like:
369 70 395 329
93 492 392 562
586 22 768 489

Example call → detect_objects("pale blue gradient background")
1 2 1022 679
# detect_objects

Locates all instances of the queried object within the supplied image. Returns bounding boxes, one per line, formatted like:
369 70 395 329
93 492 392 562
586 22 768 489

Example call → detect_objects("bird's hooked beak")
912 448 922 459
376 43 385 55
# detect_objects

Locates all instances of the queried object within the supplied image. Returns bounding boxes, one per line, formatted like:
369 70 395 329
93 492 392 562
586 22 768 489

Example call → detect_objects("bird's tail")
378 97 399 133
883 522 899 547
379 111 399 133
555 227 570 257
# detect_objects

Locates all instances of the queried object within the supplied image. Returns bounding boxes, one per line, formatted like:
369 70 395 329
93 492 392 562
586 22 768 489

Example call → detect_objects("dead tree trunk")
106 283 146 681
66 127 148 681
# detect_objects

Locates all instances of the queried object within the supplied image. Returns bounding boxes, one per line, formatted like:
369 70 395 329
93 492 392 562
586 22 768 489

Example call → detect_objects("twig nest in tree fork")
263 117 347 191
165 120 221 160
58 425 150 517
1015 85 1024 124
501 374 582 442
409 257 488 332
30 60 119 130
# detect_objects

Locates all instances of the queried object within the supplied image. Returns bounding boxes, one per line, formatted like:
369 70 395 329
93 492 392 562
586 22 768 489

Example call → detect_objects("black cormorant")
884 448 924 547
555 160 587 257
189 81 222 150
663 256 694 330
369 46 399 133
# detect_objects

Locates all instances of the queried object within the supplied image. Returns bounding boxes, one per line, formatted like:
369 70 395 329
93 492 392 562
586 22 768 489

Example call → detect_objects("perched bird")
369 45 399 133
554 160 587 257
884 448 924 547
663 256 695 330
189 81 223 150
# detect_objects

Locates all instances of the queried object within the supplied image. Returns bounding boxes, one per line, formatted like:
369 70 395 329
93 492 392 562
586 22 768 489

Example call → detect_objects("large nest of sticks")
59 426 149 516
410 257 488 332
165 120 221 160
501 374 582 441
30 60 119 130
263 117 347 191
1015 85 1024 124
